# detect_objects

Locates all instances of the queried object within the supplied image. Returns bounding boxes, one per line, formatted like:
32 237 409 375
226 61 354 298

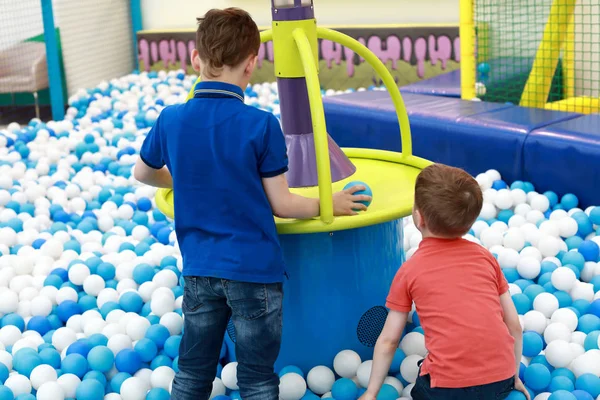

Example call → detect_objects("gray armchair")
0 42 49 119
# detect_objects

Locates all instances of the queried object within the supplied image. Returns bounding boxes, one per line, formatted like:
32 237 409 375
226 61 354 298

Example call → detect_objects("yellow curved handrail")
316 27 413 156
292 28 334 224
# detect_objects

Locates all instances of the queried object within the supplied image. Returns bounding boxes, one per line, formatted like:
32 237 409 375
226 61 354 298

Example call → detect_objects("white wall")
0 0 43 52
141 0 460 30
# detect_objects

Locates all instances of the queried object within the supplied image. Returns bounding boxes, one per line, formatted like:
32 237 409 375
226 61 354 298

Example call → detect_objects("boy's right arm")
262 174 371 219
499 291 530 400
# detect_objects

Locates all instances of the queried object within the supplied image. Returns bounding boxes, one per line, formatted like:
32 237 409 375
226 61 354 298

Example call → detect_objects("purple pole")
273 0 355 188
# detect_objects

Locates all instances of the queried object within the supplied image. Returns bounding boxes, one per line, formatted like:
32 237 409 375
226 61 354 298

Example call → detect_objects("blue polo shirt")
140 81 288 283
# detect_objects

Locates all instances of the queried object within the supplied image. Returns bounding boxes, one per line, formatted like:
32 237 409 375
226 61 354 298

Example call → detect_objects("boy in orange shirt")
360 164 529 400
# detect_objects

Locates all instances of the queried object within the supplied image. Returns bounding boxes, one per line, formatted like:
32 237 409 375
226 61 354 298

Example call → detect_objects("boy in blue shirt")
133 8 370 400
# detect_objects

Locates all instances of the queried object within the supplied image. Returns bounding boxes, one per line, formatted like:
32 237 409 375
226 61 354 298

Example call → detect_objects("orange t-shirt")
386 237 515 389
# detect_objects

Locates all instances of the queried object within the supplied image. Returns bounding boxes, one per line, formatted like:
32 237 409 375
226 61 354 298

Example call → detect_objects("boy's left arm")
133 114 173 189
361 310 408 400
134 158 173 189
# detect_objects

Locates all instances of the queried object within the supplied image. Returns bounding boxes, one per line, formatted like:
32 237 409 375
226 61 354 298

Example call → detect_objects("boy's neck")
420 230 461 240
200 73 246 91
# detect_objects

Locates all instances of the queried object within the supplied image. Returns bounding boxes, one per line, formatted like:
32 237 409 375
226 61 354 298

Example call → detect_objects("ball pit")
0 70 598 400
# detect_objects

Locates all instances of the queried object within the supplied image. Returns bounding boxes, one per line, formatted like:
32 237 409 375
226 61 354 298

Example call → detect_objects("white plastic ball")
0 325 22 346
511 189 527 206
544 322 572 344
107 333 133 355
494 189 513 210
333 350 362 379
400 355 423 383
210 378 226 399
159 312 183 336
30 295 53 317
523 311 548 334
400 332 427 357
550 308 578 332
530 195 550 212
52 327 77 351
479 203 497 220
570 282 595 302
279 373 307 400
307 366 335 395
120 377 150 400
517 257 541 280
68 263 90 285
532 292 558 318
538 235 561 258
551 267 577 291
558 217 579 238
480 228 503 248
150 366 175 390
356 360 373 389
499 248 520 268
56 373 81 398
220 362 238 390
30 364 58 390
5 374 32 397
83 274 106 296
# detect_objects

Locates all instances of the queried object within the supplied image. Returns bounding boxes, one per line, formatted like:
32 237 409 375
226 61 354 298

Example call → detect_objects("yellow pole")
292 28 334 225
459 0 476 100
520 0 577 108
185 29 274 101
317 27 413 157
563 14 575 98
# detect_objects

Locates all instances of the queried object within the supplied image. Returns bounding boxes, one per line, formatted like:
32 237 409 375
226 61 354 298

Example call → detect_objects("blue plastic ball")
512 294 532 315
56 301 83 322
67 340 92 358
110 372 131 394
523 331 543 357
477 62 491 76
61 353 89 379
137 197 152 212
119 292 143 313
505 391 527 400
562 252 586 271
150 355 172 370
549 391 577 400
132 264 154 285
588 299 600 318
376 384 398 400
1 314 25 332
0 386 14 400
331 378 358 400
578 314 600 334
524 363 551 391
0 364 8 384
163 336 181 359
571 390 594 400
576 373 600 397
548 375 575 392
115 349 142 374
561 193 579 210
75 378 104 400
278 365 304 378
146 388 170 400
39 348 61 369
578 240 599 262
342 181 372 210
145 325 170 349
134 338 158 363
389 348 406 374
87 346 114 373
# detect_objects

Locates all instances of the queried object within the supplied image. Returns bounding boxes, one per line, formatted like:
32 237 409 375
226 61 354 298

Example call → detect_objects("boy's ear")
191 49 202 73
413 207 426 230
244 55 258 76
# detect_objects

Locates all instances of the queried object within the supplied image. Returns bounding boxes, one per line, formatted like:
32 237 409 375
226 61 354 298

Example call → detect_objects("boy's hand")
358 391 377 400
514 377 530 400
333 185 372 216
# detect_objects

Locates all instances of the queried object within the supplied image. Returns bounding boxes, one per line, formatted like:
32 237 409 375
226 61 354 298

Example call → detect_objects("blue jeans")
411 373 515 400
171 277 283 400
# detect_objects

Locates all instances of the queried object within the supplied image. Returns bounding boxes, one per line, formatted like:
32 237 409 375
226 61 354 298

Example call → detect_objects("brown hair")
414 164 483 237
196 8 261 78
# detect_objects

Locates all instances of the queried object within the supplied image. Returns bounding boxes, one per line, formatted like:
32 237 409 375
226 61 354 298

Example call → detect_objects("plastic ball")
75 378 104 400
36 381 65 400
87 346 114 373
306 366 335 395
342 181 372 210
149 366 175 391
221 362 238 390
120 377 149 400
279 372 307 400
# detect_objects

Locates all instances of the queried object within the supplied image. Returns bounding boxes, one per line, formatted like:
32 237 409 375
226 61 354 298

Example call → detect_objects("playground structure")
156 0 431 370
459 0 600 114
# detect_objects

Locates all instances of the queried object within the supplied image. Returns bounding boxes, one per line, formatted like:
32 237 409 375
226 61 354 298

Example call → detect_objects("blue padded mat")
323 91 580 184
525 114 600 207
401 69 461 98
